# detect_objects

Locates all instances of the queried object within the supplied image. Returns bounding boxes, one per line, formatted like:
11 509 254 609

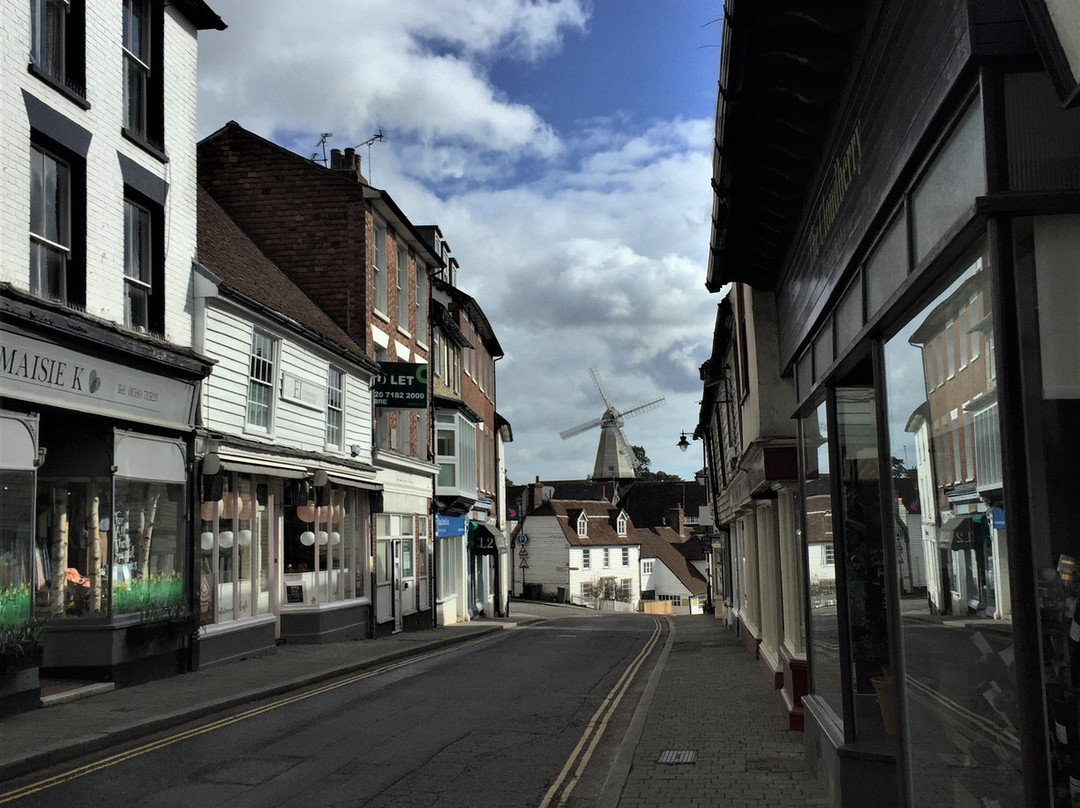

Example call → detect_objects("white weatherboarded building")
516 499 640 611
193 188 382 664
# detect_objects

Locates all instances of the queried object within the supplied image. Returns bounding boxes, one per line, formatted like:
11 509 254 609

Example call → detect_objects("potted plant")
0 586 45 717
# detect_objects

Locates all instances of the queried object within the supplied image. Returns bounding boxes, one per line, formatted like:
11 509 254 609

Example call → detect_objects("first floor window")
583 548 591 569
642 559 653 575
30 144 70 300
247 330 276 430
622 547 629 566
326 366 344 448
603 548 610 568
123 198 151 331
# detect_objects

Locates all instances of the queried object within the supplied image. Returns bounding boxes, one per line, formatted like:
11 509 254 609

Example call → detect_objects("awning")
220 459 307 479
945 513 990 551
468 520 505 554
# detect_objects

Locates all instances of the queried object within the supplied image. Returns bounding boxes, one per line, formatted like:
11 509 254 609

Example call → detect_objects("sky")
196 0 723 483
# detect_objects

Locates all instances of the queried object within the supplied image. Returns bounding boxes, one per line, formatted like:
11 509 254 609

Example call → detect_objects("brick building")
197 122 443 635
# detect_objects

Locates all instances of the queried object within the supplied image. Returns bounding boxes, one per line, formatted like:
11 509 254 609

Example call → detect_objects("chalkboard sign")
285 584 304 604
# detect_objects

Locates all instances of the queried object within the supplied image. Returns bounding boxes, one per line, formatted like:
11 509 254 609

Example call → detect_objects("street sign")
519 558 529 568
518 548 528 558
517 534 529 545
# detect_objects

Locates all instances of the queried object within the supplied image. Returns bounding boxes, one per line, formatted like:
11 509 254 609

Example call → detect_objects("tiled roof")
620 481 706 529
540 499 637 547
638 529 708 596
197 186 377 373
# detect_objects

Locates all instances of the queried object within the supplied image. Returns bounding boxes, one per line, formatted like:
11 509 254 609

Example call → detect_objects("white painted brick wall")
1 1 205 349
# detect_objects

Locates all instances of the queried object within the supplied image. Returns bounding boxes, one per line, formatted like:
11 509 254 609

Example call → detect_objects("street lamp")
677 432 691 452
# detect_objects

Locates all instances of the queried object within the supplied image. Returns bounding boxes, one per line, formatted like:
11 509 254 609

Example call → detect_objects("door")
393 538 403 632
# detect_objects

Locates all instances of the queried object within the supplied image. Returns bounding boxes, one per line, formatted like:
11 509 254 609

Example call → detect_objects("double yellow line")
0 636 492 804
539 617 664 808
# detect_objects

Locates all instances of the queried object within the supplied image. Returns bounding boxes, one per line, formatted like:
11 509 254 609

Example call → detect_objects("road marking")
539 617 663 808
0 635 493 805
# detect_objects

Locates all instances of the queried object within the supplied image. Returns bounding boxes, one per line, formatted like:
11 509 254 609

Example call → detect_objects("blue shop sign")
992 507 1006 530
436 513 466 537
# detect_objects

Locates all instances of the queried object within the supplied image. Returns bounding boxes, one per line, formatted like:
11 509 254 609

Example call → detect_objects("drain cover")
657 750 697 764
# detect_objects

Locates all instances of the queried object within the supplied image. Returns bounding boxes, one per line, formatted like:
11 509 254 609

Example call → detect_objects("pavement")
0 602 829 807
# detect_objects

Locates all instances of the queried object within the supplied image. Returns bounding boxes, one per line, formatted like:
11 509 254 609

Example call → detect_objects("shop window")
198 477 272 625
246 330 277 431
34 431 187 620
801 400 844 723
835 384 891 744
0 470 36 624
29 0 86 101
282 485 355 607
884 247 1020 805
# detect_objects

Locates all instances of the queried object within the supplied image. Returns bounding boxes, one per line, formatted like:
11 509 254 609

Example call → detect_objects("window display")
883 246 1021 806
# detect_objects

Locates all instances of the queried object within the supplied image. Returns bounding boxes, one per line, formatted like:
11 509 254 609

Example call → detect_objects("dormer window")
616 513 627 537
577 513 588 536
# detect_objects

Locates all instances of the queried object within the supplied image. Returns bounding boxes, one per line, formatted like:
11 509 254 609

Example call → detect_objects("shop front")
1 292 210 684
195 447 380 662
782 32 1080 808
706 2 1080 804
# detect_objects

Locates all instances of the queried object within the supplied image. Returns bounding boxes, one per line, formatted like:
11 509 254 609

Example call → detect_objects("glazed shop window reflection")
199 480 270 625
34 478 183 617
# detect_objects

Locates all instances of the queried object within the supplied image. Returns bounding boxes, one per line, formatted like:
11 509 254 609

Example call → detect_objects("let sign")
374 362 428 408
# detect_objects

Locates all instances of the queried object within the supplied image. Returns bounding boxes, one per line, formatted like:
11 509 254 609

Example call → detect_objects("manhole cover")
657 750 697 764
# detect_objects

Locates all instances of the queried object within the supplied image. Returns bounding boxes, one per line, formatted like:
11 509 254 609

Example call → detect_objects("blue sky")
198 1 721 482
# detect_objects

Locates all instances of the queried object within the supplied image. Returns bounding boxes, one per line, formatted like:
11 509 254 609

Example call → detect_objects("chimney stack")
532 476 544 509
329 147 365 182
666 504 685 537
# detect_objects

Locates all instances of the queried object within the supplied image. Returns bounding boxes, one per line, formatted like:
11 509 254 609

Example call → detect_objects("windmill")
560 368 666 481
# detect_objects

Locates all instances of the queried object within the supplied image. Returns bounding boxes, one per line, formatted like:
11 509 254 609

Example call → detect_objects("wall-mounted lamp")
677 432 691 452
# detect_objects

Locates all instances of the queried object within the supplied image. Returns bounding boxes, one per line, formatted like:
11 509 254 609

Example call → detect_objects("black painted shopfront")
709 1 1080 805
1 286 211 685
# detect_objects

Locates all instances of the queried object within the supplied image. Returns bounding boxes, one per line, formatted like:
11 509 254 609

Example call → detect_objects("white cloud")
198 0 580 160
197 0 717 482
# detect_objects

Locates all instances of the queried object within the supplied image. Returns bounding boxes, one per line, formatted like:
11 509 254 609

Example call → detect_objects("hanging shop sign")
0 330 196 428
373 362 428 408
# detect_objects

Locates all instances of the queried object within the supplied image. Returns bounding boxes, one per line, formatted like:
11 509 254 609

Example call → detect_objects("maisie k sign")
374 361 428 408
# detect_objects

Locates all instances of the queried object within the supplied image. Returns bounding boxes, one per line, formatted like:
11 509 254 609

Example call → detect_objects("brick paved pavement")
611 615 830 808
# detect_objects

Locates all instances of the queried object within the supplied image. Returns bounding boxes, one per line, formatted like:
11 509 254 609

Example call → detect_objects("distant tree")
631 445 683 481
582 575 621 610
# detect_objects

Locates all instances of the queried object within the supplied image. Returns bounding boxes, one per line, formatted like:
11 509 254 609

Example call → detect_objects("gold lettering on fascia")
808 122 863 264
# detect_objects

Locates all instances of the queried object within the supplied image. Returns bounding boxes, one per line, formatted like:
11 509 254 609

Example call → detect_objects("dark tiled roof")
620 481 706 529
541 499 637 547
197 186 377 372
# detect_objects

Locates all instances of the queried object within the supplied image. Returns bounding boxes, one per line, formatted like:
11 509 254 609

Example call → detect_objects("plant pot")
0 646 43 718
871 675 896 735
0 645 43 676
